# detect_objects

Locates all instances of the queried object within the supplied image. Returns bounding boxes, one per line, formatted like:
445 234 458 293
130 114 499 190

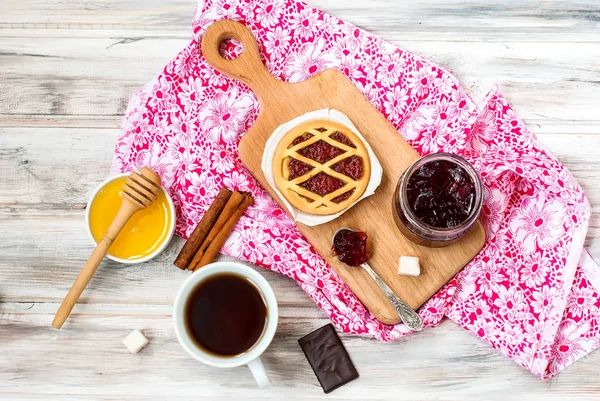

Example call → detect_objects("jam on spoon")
331 228 369 267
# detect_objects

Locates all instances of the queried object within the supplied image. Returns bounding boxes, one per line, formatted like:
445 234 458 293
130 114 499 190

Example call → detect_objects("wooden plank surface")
1 0 600 399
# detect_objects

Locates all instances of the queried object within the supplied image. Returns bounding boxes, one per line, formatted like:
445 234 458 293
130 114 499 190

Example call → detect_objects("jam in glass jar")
393 153 483 248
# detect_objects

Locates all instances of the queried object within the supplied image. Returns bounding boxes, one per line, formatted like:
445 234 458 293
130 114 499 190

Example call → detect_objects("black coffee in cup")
184 274 267 356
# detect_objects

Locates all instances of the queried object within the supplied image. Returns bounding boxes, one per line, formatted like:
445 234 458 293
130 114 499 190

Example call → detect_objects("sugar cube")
398 256 420 277
123 329 149 354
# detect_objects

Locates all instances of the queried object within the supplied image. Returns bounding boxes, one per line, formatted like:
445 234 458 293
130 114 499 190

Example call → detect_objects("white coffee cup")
173 261 278 388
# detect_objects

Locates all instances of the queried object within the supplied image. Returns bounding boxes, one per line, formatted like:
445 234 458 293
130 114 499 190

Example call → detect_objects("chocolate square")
298 324 359 393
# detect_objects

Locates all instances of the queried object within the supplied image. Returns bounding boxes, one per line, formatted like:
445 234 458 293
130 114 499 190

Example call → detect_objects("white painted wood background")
1 0 599 399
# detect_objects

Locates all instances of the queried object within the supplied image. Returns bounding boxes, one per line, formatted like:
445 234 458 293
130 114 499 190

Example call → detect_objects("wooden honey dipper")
52 168 162 329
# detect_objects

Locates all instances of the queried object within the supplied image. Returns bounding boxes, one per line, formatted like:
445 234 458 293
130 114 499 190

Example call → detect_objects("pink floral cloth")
111 0 600 378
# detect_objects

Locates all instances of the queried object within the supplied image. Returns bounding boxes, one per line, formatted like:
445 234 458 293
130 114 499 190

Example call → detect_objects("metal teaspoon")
332 228 424 331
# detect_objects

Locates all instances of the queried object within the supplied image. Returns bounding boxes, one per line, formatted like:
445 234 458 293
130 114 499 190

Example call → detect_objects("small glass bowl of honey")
85 173 176 264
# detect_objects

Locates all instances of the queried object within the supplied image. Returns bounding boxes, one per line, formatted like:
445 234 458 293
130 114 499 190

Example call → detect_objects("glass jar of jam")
393 153 483 248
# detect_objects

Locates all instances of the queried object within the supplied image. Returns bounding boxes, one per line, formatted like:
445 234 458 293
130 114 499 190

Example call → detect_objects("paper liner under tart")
272 120 371 215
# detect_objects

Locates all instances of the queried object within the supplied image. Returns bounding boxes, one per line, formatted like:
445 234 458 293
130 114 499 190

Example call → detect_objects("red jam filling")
331 229 369 266
331 155 364 181
288 158 314 180
299 172 346 196
290 132 314 147
406 159 476 228
331 188 355 204
298 140 345 164
329 131 356 148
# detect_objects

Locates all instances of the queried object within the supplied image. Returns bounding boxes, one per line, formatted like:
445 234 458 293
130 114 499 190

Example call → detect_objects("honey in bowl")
88 176 173 261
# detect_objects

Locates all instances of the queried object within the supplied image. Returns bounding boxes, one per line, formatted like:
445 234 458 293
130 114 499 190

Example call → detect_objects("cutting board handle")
201 19 277 94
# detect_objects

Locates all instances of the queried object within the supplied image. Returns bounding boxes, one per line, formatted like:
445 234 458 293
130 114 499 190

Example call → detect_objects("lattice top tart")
272 120 371 215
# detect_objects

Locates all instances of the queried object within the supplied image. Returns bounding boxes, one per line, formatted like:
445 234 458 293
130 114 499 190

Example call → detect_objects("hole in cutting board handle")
219 38 243 60
201 19 276 91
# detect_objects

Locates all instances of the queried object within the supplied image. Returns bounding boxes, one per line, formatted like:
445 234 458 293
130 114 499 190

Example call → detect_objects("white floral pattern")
283 38 335 82
509 192 567 254
112 0 599 379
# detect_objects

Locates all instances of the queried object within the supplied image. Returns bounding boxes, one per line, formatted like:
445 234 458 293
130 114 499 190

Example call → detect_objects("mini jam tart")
273 120 371 215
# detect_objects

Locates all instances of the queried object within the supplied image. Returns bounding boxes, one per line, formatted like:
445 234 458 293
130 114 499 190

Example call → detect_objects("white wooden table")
1 1 599 399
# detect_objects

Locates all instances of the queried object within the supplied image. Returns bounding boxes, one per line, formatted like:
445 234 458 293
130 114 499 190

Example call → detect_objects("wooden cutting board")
201 20 486 324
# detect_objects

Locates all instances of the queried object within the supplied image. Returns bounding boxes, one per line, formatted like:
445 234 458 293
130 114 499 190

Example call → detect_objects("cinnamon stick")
192 193 253 271
188 190 246 271
174 188 232 269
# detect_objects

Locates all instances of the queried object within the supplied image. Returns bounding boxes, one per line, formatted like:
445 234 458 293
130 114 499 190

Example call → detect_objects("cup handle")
247 357 270 388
